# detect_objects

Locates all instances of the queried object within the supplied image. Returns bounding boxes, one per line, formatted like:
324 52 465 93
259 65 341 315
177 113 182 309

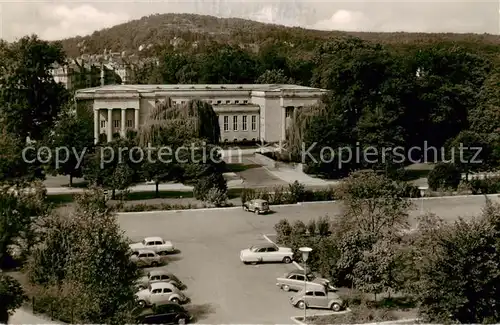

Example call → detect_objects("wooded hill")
59 13 500 59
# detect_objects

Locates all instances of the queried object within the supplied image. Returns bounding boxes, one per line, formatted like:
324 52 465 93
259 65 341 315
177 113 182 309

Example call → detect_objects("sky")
0 0 498 42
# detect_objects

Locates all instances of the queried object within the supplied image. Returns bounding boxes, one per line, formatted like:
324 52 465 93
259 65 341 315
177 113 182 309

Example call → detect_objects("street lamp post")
418 186 427 215
299 247 312 324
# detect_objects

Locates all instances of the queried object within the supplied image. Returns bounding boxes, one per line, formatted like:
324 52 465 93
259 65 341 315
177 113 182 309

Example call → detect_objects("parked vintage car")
130 237 175 255
240 243 293 264
136 270 185 290
290 287 344 311
243 199 270 214
276 270 336 292
135 303 192 324
136 282 188 308
130 250 162 267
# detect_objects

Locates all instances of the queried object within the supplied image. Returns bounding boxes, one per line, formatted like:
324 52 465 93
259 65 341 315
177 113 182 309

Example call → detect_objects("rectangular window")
233 116 238 131
100 120 105 128
286 109 291 118
126 120 133 128
226 100 230 104
251 115 257 131
243 100 248 104
235 100 239 104
217 100 222 104
242 116 247 131
113 120 120 128
223 116 229 132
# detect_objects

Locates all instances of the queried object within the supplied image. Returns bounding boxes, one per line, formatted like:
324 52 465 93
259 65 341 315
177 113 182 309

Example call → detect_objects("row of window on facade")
100 120 134 128
172 99 249 105
222 115 257 132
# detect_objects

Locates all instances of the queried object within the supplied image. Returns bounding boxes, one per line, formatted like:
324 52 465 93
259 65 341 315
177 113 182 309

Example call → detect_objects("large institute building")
75 84 327 144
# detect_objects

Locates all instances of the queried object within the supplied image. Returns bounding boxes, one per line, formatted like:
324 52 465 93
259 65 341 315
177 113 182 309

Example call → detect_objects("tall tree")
47 111 94 186
416 201 500 323
0 181 48 267
26 187 140 324
0 35 69 141
0 274 27 324
256 69 294 84
82 138 142 199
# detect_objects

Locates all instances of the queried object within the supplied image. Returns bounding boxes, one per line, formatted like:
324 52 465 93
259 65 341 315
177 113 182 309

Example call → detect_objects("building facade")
74 84 327 144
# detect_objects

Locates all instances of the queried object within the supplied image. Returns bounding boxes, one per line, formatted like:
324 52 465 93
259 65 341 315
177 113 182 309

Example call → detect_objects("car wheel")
283 256 292 264
178 317 186 325
282 285 290 292
243 261 249 265
138 300 146 308
151 261 159 267
171 298 180 304
296 301 306 309
331 303 341 312
243 205 248 211
254 209 259 214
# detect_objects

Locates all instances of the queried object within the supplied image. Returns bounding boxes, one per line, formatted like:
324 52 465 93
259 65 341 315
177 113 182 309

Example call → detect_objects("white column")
107 109 112 142
281 106 286 141
121 108 126 136
134 108 139 130
94 109 99 144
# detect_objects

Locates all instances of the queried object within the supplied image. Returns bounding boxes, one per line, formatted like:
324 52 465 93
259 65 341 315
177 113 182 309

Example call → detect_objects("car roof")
150 282 176 289
149 269 173 276
144 236 163 242
288 270 313 276
252 243 277 249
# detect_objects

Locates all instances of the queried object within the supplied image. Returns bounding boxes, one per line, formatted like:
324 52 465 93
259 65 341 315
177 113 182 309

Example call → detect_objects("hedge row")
112 202 234 212
469 176 500 194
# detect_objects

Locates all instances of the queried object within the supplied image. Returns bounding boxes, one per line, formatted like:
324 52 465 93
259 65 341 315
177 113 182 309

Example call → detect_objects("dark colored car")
136 303 192 324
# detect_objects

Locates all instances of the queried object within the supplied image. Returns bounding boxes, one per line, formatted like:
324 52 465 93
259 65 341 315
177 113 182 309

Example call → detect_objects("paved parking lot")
119 195 498 323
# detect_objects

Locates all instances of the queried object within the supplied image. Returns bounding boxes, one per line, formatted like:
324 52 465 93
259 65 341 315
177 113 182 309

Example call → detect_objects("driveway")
227 155 287 188
118 195 496 323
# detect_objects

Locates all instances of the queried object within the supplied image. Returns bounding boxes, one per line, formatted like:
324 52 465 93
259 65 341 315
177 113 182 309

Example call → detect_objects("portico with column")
93 107 140 143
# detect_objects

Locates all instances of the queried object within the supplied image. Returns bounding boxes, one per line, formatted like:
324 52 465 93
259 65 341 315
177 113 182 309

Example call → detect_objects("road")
117 195 498 323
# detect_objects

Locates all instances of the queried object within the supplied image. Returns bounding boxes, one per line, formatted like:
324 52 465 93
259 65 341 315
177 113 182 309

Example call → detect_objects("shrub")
397 183 421 198
241 188 256 204
307 219 316 236
316 216 331 236
288 181 306 203
291 220 307 236
205 187 228 207
193 173 227 201
469 176 500 194
427 163 461 191
274 219 292 244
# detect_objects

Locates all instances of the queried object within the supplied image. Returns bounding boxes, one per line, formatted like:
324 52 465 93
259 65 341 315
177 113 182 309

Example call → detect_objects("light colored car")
276 271 336 292
240 243 293 264
136 270 185 290
136 282 188 308
130 249 162 267
243 199 270 214
290 287 344 312
130 237 175 255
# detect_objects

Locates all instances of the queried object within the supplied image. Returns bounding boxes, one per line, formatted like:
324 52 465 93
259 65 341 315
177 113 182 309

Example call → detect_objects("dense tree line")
276 171 500 323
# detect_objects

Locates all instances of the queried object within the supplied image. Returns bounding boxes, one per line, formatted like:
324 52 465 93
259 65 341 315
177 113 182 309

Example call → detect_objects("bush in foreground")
25 187 140 324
